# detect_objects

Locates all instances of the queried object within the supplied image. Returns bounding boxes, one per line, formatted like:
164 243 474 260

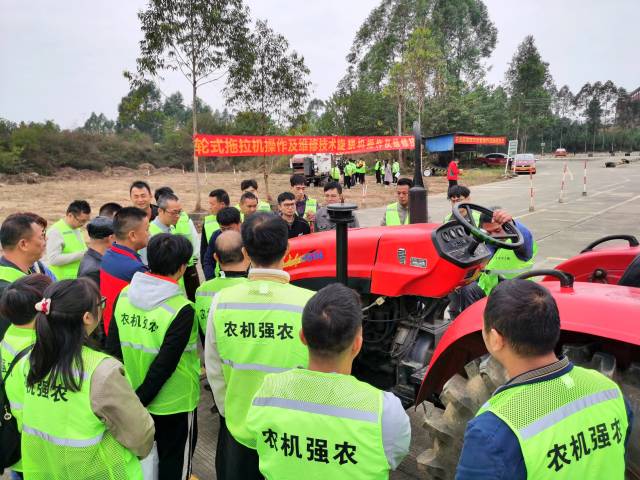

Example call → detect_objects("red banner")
193 134 415 157
454 135 507 146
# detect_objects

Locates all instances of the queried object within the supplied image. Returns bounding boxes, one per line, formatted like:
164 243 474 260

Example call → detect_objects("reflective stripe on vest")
203 214 219 242
0 265 26 283
330 167 341 180
477 366 627 479
21 347 142 479
246 369 390 479
385 202 408 226
477 240 538 295
194 276 248 334
48 219 86 280
114 288 199 415
212 281 314 447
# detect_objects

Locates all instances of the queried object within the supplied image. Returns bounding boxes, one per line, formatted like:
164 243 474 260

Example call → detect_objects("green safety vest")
211 280 314 447
114 286 199 415
203 214 220 242
146 221 187 289
392 162 400 174
0 264 26 283
444 210 482 225
477 366 627 479
374 161 382 171
330 166 341 180
194 275 248 334
477 240 538 295
356 163 366 174
345 164 355 175
21 347 143 479
304 198 318 214
48 219 86 280
1 325 35 472
174 212 197 266
385 203 409 226
247 369 390 480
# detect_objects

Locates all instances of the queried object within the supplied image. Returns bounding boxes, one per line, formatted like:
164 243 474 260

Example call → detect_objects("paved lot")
188 156 640 479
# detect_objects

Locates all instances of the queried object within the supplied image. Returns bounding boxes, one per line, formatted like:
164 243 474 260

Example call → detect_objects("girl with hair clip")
20 278 155 479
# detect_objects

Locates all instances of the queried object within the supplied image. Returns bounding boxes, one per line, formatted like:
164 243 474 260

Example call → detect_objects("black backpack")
0 345 33 471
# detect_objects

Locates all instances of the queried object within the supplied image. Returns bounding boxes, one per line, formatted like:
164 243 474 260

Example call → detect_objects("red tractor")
284 204 640 479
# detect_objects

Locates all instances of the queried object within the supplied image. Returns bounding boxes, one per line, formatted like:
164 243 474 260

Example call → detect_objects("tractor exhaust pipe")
327 203 357 285
409 120 428 223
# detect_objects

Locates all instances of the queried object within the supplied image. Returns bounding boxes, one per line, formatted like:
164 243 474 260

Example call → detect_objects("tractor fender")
416 281 640 405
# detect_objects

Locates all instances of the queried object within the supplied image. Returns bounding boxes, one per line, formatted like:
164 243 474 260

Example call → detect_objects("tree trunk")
397 99 403 165
192 81 202 211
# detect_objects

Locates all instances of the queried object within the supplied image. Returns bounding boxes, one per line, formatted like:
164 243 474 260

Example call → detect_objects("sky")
1 0 639 129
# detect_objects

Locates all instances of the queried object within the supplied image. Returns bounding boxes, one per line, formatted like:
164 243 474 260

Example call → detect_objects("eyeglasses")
98 296 107 310
163 209 183 216
280 202 296 208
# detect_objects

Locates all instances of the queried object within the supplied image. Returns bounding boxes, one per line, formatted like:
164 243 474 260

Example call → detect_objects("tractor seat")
619 253 640 287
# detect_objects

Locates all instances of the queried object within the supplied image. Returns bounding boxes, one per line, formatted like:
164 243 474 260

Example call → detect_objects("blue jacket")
202 229 222 280
456 357 634 479
485 220 535 262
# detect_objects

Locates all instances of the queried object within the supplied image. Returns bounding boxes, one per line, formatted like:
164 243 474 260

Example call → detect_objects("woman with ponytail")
22 278 154 479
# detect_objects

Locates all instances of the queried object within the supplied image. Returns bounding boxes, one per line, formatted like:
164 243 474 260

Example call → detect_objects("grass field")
0 166 507 224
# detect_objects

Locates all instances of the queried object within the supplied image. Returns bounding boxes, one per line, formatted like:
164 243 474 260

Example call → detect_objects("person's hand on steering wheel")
451 203 524 250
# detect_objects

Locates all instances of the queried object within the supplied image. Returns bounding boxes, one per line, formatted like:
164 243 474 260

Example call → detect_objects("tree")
130 0 250 210
553 85 574 147
225 19 310 196
505 35 554 152
404 26 445 128
429 0 497 84
82 112 115 135
116 82 165 142
384 62 410 162
162 92 189 126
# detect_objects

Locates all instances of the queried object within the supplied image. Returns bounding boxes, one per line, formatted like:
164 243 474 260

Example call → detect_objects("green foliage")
82 112 115 135
116 81 165 141
225 19 310 133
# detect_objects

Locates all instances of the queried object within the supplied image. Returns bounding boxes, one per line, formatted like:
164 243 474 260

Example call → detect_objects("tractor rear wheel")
416 355 507 480
417 349 640 480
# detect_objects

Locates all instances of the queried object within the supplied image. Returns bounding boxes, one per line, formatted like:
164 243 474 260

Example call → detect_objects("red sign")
454 135 507 146
193 134 415 157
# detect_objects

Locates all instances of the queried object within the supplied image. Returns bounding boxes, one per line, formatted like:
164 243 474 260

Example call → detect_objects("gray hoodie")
128 271 183 310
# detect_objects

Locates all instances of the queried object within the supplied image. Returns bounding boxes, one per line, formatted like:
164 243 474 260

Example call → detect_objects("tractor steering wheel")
451 203 524 250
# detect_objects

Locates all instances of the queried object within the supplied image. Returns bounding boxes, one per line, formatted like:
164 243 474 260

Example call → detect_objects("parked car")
477 152 511 167
513 153 537 174
554 148 568 157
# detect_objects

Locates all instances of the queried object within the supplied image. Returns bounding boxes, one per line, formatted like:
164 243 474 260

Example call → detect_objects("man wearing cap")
78 216 115 288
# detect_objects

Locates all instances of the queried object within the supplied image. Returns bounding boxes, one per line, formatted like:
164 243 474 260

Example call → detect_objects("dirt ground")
0 166 506 224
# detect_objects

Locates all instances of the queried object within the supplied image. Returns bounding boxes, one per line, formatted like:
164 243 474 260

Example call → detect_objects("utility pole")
409 121 427 223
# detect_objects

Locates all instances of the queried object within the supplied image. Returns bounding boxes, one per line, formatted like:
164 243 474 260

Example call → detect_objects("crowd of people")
0 166 632 480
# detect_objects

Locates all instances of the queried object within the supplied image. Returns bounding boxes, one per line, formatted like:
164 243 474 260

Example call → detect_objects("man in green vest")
392 159 400 184
246 283 411 479
374 158 382 184
204 212 315 480
343 159 353 189
201 189 230 262
290 174 318 225
381 178 413 226
46 200 90 280
237 191 259 222
106 233 199 480
355 159 366 185
0 214 48 299
448 208 537 319
239 179 272 213
195 230 249 335
330 163 341 183
457 279 631 479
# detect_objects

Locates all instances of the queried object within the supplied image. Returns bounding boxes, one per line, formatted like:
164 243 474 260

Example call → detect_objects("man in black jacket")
106 234 198 480
277 191 311 238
